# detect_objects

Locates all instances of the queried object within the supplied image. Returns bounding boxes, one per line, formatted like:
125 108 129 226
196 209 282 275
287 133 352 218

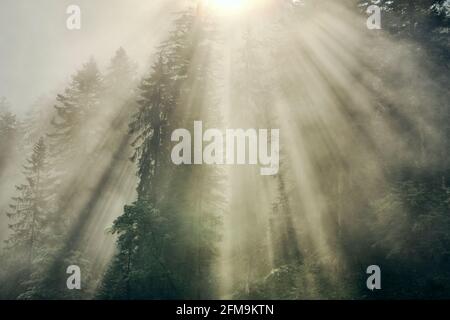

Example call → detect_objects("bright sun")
209 0 248 13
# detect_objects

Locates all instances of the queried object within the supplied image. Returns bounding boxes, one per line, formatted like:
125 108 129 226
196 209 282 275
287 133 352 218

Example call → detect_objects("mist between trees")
0 0 449 299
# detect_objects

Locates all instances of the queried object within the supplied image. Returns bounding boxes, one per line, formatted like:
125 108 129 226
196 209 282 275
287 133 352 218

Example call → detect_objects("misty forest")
0 0 449 299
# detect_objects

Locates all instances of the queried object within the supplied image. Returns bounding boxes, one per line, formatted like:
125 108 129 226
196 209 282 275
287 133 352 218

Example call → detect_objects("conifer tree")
49 58 103 162
102 47 138 139
45 58 103 229
6 138 52 257
27 59 104 299
23 96 55 150
0 98 21 175
100 6 224 299
2 138 57 297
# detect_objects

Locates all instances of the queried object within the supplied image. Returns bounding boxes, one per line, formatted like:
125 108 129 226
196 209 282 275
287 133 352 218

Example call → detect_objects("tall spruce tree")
23 96 55 151
0 98 21 175
100 5 224 299
24 58 104 299
49 58 103 164
2 138 57 298
46 58 103 229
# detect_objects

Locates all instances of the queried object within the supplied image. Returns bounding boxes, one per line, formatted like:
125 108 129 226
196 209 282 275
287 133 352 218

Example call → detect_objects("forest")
0 0 449 300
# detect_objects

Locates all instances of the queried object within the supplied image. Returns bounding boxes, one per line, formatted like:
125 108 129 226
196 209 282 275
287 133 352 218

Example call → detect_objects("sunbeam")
0 0 449 302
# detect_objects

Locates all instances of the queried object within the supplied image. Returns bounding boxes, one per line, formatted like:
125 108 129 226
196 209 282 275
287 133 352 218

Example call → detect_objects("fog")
0 0 449 300
0 0 184 114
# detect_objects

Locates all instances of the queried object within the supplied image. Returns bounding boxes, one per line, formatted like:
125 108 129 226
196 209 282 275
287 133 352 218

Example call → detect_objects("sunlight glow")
209 0 248 13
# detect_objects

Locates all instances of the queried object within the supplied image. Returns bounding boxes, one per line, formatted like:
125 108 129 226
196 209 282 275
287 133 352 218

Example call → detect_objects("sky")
0 0 186 115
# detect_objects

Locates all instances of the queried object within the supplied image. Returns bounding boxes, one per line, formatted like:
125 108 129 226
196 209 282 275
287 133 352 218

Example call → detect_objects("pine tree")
0 97 21 175
130 53 173 199
102 47 138 139
2 138 57 296
49 58 103 162
22 59 104 300
6 138 51 257
100 5 224 299
46 58 103 230
105 47 137 97
99 10 194 299
23 96 55 150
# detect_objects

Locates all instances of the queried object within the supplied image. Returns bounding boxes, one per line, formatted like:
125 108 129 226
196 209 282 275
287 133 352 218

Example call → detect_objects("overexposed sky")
0 0 188 115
